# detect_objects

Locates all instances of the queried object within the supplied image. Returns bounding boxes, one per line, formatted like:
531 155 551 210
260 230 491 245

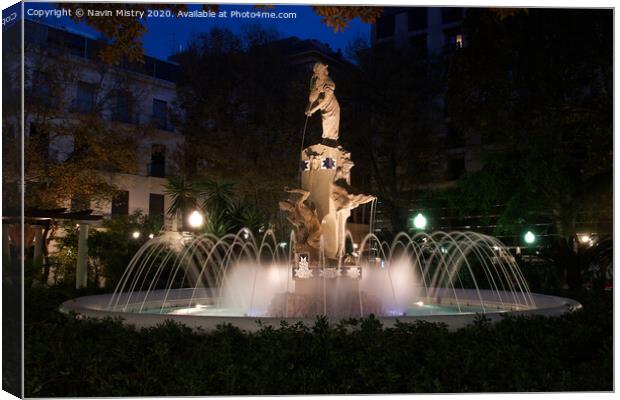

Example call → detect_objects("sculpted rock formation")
331 183 376 212
278 188 321 250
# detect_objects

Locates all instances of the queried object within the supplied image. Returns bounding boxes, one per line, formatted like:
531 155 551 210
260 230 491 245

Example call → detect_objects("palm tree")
199 180 235 215
229 202 267 236
163 175 199 231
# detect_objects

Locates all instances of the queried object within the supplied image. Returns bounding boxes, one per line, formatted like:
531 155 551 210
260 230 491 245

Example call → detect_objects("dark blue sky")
25 3 371 61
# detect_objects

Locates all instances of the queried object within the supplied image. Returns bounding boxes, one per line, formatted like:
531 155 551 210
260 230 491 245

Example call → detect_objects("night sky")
24 2 372 61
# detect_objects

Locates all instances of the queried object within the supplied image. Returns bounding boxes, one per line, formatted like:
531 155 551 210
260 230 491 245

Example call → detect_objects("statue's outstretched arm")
306 90 333 116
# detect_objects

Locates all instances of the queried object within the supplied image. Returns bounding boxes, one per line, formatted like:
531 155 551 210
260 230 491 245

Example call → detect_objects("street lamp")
413 213 427 230
524 231 536 244
188 210 204 229
131 231 140 239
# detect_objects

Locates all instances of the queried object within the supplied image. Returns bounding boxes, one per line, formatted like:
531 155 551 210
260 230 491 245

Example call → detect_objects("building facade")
22 20 183 228
371 6 465 57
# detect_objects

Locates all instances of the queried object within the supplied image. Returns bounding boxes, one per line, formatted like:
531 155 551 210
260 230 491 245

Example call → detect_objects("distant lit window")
456 34 464 48
443 28 464 52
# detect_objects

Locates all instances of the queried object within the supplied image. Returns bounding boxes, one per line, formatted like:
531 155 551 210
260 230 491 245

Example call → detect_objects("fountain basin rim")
60 289 582 332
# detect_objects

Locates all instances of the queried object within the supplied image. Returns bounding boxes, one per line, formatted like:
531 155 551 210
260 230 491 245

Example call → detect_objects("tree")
163 175 268 237
163 175 199 230
50 211 163 288
346 42 446 233
59 4 384 64
27 48 162 209
444 9 612 288
173 27 307 221
2 39 154 212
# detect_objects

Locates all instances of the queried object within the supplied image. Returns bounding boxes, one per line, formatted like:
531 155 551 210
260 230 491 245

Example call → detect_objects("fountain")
61 63 581 330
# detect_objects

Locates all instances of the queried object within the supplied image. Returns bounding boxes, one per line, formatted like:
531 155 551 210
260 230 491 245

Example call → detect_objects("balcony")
147 162 166 178
111 111 141 125
150 115 174 132
70 99 97 115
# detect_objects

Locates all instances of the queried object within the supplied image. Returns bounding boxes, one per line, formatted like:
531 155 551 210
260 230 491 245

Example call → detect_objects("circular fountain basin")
61 288 582 332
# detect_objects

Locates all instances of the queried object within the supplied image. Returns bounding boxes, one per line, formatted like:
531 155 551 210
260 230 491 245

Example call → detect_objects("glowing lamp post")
188 210 204 229
524 231 536 245
131 231 140 239
412 213 427 230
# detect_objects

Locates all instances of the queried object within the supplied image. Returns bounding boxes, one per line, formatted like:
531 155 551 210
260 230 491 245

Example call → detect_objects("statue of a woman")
305 62 340 142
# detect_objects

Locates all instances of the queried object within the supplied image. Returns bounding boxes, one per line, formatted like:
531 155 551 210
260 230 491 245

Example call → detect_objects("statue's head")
313 62 329 76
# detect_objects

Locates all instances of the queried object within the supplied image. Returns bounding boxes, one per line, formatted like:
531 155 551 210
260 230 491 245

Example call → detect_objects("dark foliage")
24 287 611 396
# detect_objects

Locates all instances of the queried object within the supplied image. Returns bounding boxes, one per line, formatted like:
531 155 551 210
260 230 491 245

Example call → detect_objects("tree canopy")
445 8 612 238
60 4 384 64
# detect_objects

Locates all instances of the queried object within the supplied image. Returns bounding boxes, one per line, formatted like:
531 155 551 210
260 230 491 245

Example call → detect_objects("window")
47 28 85 57
448 156 466 180
149 193 165 219
410 34 428 58
75 81 96 114
152 99 168 130
31 71 57 109
444 28 464 52
408 8 428 31
111 190 129 216
441 7 464 24
149 144 166 178
376 14 395 39
456 34 464 48
113 91 134 124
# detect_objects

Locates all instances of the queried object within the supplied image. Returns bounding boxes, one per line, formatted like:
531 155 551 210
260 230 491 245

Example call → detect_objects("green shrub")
24 287 612 396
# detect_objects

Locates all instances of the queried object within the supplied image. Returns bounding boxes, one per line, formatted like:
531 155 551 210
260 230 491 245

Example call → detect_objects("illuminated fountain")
62 63 581 330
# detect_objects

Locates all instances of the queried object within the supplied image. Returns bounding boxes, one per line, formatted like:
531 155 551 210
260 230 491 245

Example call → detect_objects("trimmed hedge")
24 288 612 396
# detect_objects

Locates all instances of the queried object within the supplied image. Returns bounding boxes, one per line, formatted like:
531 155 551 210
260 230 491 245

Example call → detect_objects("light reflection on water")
143 303 494 318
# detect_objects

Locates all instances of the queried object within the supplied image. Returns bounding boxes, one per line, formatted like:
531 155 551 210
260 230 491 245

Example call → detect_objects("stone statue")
331 183 376 212
305 62 340 143
278 188 322 250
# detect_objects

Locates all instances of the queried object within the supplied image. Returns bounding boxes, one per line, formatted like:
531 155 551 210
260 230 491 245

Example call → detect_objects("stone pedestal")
33 225 43 268
2 224 10 260
76 223 89 289
300 144 351 259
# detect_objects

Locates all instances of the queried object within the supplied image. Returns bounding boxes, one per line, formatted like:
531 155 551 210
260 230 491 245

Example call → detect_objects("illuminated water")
107 229 534 319
143 303 491 317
